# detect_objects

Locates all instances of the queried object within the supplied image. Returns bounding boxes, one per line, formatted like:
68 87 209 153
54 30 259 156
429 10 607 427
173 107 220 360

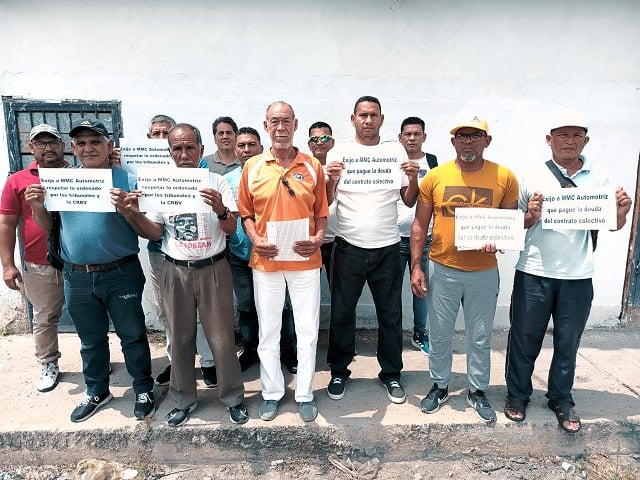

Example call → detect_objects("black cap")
69 118 110 138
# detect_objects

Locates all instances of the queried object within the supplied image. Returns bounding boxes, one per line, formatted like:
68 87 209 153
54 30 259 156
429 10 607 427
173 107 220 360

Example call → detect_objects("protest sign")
455 207 524 251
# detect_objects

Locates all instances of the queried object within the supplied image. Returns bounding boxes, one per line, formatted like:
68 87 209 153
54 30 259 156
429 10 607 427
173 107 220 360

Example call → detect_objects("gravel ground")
2 452 640 479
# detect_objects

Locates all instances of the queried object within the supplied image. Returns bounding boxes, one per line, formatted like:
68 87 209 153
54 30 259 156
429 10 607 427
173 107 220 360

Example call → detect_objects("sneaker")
467 389 497 423
134 391 155 420
70 391 112 423
411 331 429 356
420 384 449 414
37 362 59 392
201 366 217 388
155 364 171 386
299 400 318 422
259 399 279 421
327 376 346 400
381 378 406 404
229 402 249 424
166 402 197 427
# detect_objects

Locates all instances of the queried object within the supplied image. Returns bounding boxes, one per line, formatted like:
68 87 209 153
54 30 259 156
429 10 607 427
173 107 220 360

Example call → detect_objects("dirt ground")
3 321 639 479
1 452 640 479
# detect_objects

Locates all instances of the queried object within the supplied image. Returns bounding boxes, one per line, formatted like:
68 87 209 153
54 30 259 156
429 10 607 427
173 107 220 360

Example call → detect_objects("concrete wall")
1 0 639 330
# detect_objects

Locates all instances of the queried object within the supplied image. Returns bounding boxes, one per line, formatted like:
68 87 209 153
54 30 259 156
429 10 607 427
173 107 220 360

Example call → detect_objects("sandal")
504 396 527 422
548 399 581 433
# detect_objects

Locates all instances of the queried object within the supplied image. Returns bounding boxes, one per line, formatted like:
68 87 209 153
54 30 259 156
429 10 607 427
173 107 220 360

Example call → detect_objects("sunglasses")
308 134 333 144
281 177 296 197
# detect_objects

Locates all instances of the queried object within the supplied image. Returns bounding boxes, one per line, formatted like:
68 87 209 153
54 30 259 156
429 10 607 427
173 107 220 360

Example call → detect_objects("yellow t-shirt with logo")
418 159 519 271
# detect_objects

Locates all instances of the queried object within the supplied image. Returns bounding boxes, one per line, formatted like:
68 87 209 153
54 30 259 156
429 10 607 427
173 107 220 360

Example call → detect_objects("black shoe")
229 402 249 424
155 364 171 386
239 349 259 372
134 391 155 420
467 389 497 423
381 378 406 404
201 366 217 388
327 376 346 400
166 402 197 427
420 384 449 414
70 391 112 423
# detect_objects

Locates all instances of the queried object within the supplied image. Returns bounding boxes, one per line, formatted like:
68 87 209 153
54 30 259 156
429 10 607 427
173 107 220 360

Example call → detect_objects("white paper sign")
339 156 402 191
136 167 210 213
266 218 310 261
119 138 172 174
38 168 114 212
541 186 617 230
455 208 525 251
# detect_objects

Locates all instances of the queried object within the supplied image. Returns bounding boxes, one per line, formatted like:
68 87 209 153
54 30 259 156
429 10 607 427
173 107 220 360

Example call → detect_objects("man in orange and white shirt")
238 101 328 423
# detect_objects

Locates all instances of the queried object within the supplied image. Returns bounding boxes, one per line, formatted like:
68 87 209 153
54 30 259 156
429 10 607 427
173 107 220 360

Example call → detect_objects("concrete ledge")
0 328 638 467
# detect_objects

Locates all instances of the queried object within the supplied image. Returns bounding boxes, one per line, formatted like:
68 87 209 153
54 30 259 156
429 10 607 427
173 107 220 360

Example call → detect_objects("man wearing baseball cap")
504 111 633 432
0 124 67 393
410 114 519 424
28 117 155 423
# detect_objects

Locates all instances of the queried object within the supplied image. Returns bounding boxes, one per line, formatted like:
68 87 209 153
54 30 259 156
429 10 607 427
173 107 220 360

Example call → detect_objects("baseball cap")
450 115 489 135
549 111 588 132
69 118 110 137
29 124 62 141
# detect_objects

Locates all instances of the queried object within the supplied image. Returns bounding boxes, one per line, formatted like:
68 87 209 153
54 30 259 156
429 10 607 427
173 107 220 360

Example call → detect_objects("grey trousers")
163 257 244 410
428 262 499 391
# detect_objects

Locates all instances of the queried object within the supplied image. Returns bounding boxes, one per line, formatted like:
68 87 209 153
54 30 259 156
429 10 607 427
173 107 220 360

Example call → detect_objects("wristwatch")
217 207 230 220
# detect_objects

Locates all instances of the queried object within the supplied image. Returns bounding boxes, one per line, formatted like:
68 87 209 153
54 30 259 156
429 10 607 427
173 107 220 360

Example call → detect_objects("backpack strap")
426 153 438 170
544 159 597 250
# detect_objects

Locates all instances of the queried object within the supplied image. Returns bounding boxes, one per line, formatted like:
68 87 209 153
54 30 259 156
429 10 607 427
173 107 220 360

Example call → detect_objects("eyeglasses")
32 140 62 150
308 134 333 144
454 132 486 142
281 177 296 197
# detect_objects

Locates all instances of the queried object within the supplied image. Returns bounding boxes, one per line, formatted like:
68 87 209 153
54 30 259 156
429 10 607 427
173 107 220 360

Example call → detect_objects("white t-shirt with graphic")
146 172 237 260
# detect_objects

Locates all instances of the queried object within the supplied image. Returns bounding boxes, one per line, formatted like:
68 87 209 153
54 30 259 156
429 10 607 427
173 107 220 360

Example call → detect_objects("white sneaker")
37 362 59 392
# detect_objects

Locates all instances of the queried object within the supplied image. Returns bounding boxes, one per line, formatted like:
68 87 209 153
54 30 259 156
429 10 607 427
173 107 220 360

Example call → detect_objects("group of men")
0 96 632 433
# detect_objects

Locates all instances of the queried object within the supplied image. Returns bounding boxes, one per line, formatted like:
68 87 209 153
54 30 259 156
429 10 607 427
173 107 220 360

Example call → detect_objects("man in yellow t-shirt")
410 115 519 424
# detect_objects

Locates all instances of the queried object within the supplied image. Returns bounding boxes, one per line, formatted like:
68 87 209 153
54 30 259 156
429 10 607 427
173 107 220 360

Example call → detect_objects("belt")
67 254 137 273
164 251 226 269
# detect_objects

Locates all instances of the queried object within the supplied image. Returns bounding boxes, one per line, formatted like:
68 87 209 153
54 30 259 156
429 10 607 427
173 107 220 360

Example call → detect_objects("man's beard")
460 154 476 163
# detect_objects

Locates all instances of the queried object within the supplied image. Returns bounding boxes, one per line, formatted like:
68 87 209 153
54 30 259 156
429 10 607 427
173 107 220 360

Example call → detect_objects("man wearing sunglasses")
307 122 336 281
0 124 67 393
238 101 328 422
410 115 519 424
325 96 421 405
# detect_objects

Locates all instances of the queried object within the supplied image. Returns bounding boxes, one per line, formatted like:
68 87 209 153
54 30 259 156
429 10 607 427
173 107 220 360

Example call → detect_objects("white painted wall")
1 0 638 330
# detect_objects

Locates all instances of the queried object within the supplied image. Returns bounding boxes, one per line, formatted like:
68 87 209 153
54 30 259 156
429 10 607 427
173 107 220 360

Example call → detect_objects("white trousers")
253 268 320 403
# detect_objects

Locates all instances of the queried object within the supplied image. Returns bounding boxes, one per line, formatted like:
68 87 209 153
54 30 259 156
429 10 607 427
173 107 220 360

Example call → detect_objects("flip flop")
548 399 581 433
504 396 527 422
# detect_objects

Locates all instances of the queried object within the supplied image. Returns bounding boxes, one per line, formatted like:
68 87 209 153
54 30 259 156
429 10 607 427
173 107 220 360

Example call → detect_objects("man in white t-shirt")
325 96 420 404
397 116 437 357
119 123 248 427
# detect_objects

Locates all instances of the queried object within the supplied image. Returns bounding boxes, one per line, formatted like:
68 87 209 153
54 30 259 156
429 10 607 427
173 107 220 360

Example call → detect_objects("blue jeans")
328 237 403 380
63 257 153 397
228 251 295 350
400 235 431 336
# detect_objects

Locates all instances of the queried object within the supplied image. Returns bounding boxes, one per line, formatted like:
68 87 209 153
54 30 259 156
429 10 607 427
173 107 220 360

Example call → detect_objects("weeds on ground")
579 452 639 480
